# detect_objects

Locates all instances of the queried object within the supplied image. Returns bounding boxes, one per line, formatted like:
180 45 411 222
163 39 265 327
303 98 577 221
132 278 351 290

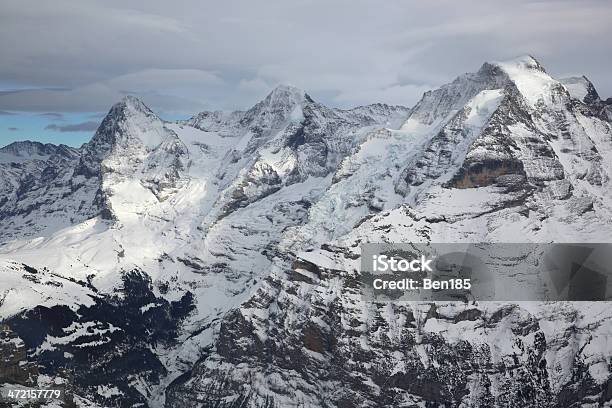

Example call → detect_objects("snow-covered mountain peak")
399 60 508 131
265 84 307 104
493 54 546 73
560 75 600 103
488 55 563 106
242 84 308 127
116 95 156 116
73 95 173 182
93 96 169 152
184 86 310 136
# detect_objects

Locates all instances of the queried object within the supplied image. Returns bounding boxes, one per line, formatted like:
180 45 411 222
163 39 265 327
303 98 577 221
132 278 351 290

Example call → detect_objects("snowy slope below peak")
560 76 600 104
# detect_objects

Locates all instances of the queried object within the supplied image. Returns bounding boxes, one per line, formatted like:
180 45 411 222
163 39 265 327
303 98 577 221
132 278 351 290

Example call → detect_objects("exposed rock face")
0 324 38 386
451 158 526 188
1 56 612 407
0 140 100 241
3 267 194 408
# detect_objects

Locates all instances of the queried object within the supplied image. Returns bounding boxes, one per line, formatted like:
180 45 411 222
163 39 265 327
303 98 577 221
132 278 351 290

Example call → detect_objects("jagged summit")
0 140 48 152
91 95 164 146
185 85 311 133
264 84 308 104
408 54 586 124
235 84 313 137
74 95 172 179
0 140 75 157
106 95 157 120
560 75 600 103
0 141 79 165
246 84 309 116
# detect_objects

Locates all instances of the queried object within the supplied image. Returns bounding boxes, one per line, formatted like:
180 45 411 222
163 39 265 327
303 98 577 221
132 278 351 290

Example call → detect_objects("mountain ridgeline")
1 56 612 407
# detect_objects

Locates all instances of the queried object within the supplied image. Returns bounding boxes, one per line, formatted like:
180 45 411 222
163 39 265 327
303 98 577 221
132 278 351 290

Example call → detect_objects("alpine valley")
1 56 612 407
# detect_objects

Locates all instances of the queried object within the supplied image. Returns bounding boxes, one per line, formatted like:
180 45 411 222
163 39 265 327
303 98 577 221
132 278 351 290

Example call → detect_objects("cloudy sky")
1 0 611 147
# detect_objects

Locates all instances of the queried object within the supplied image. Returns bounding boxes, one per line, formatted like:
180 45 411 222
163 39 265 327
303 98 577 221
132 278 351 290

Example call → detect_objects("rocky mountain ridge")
1 56 611 407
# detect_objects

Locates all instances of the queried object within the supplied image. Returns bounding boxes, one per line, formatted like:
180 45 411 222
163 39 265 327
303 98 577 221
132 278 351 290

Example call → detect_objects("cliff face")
0 324 37 386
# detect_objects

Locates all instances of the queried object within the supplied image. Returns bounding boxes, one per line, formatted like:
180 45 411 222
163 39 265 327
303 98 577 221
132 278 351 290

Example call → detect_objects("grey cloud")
0 110 16 115
0 91 196 116
0 70 219 113
0 0 610 113
45 121 99 132
38 112 65 120
8 127 18 131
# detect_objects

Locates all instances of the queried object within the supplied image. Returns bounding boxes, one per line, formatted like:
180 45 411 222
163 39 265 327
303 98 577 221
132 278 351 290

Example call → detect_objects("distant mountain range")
1 55 611 407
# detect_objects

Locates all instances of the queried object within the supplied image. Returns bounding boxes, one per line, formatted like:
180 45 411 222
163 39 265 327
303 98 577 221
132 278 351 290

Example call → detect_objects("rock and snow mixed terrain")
0 56 611 407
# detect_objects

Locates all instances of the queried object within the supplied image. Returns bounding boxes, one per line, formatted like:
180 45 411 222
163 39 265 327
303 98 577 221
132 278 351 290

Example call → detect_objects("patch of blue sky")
0 111 104 148
0 110 192 148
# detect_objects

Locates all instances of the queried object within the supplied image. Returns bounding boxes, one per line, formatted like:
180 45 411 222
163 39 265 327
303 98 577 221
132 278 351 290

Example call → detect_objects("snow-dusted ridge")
1 56 612 407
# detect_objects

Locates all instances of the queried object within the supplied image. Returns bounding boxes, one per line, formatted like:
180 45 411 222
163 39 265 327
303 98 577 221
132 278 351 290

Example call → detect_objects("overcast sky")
1 0 611 146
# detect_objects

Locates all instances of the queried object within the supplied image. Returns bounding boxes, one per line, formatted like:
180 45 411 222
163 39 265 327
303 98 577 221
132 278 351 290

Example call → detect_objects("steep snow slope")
560 76 600 104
